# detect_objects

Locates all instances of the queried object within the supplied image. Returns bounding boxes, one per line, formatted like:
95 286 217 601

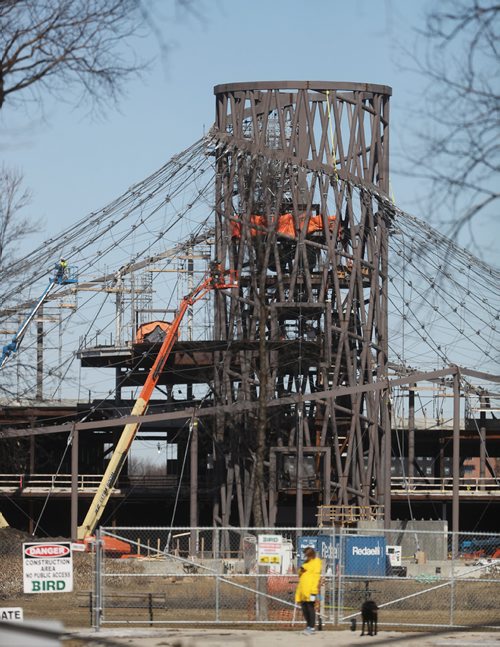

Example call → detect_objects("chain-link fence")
336 527 500 631
1 525 498 630
0 527 94 627
93 526 500 630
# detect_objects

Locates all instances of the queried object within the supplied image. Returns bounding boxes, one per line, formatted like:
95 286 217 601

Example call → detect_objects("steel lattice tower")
210 81 392 528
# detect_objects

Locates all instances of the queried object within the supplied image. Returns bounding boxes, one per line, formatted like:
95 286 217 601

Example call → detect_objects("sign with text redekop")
23 542 73 593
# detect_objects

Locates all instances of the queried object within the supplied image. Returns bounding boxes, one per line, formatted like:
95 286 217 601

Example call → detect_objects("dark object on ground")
361 599 378 636
182 562 198 574
350 618 357 631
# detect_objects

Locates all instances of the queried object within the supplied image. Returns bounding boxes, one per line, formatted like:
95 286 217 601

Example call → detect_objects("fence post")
450 531 456 627
337 525 344 626
93 528 103 631
328 523 336 625
213 527 220 560
215 573 220 622
255 566 269 622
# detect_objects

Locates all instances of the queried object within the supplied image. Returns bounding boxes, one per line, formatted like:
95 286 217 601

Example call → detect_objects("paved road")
69 628 500 647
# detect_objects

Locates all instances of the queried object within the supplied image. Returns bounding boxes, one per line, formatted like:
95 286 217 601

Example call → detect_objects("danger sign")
23 542 73 594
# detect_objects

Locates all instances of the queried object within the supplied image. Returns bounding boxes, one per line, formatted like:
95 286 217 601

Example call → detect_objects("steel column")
408 385 415 482
190 419 198 555
452 372 461 541
71 426 79 541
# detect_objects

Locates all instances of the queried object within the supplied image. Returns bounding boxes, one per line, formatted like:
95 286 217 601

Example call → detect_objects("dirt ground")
64 627 500 647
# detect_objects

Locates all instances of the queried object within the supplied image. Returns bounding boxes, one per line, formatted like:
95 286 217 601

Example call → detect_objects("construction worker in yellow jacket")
55 258 68 282
295 546 322 635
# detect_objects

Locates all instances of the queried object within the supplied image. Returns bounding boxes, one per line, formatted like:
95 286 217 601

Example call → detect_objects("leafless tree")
0 167 40 397
0 166 38 269
128 454 168 476
0 0 196 112
404 0 499 243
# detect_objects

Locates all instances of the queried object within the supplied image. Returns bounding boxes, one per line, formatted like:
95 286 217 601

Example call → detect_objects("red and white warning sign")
23 542 73 593
257 534 283 565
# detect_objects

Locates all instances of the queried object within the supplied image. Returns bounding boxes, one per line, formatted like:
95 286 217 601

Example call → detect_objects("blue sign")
344 535 387 576
298 535 338 569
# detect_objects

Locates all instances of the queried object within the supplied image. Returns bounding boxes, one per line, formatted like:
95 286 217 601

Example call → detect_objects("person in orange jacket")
295 546 322 635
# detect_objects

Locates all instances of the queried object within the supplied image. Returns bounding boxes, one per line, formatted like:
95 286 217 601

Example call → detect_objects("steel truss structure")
1 82 500 541
209 81 393 527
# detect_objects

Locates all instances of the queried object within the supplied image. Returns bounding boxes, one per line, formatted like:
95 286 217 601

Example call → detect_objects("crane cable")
32 425 75 536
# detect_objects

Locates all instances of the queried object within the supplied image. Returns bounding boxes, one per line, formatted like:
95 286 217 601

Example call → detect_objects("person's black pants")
301 601 315 629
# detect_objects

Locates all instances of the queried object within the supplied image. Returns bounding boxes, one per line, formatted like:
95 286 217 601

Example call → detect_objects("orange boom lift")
77 261 236 539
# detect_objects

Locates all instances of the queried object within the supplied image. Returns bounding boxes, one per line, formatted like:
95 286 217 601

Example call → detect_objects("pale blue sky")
0 0 497 263
0 3 420 234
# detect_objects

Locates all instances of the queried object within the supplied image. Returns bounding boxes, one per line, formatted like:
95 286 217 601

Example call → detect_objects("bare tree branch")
0 166 39 269
0 0 199 112
403 0 500 242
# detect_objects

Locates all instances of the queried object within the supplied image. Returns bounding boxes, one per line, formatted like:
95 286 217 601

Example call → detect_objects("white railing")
0 473 178 491
0 473 497 494
391 476 500 493
0 473 105 490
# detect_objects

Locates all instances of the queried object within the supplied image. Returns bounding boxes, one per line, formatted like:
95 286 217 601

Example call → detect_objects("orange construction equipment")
135 321 177 344
303 214 337 235
275 213 294 237
77 261 237 539
82 535 132 556
231 213 337 239
230 214 267 238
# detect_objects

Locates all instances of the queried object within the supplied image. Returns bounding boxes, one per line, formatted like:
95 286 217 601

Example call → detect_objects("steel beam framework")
210 81 393 527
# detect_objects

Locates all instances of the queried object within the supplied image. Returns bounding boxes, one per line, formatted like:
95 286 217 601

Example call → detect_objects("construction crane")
77 261 237 539
0 260 77 369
